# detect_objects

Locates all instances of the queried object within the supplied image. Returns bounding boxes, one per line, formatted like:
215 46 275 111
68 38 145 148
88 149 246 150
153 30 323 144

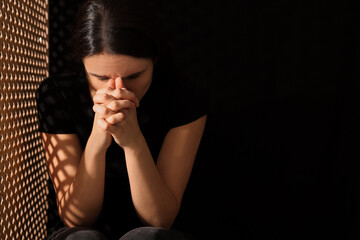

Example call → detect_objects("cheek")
139 77 153 97
130 77 152 100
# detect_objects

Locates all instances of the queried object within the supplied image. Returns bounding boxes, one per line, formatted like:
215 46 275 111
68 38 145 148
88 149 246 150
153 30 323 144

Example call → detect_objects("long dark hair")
71 0 176 73
72 0 162 59
70 0 178 81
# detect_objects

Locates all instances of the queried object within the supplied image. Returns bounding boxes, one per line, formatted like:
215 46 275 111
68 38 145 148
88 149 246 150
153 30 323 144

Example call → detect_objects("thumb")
108 78 116 89
115 76 124 89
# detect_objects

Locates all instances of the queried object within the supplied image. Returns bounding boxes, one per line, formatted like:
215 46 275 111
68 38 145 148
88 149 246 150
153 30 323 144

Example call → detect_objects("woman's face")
83 52 154 101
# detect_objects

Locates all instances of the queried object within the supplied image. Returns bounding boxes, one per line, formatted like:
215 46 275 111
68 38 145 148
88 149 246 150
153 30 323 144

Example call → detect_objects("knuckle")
94 96 103 104
115 113 125 122
104 94 114 103
114 89 121 97
107 117 116 125
100 93 108 101
109 101 120 111
114 101 121 109
106 101 115 110
102 107 109 115
93 94 101 102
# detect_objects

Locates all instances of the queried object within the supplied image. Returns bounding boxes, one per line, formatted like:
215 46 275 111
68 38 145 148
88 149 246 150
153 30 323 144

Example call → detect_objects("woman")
36 0 207 239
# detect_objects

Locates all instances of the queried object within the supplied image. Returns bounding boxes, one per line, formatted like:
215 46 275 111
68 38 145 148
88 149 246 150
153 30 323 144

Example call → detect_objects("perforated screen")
0 0 49 239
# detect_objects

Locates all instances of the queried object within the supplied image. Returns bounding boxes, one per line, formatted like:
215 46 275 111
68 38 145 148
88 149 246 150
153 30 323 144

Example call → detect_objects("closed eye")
89 69 146 81
88 73 111 81
99 76 110 81
121 73 140 80
97 74 138 81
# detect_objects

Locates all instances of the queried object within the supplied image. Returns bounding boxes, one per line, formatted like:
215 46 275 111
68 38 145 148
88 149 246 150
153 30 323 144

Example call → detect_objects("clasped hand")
92 77 141 148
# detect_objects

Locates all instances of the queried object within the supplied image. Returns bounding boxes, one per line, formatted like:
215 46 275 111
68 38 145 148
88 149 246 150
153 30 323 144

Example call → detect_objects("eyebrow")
89 69 146 80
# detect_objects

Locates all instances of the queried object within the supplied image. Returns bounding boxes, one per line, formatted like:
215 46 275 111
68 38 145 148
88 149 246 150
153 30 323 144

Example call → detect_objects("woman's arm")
42 113 112 227
93 80 207 228
96 94 207 228
124 115 207 228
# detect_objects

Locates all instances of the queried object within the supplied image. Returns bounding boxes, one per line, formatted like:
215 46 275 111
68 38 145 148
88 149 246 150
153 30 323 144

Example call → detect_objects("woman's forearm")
58 133 107 227
123 135 179 229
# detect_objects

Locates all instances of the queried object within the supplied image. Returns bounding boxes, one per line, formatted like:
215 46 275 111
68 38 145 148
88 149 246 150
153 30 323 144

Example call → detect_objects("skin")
42 52 207 228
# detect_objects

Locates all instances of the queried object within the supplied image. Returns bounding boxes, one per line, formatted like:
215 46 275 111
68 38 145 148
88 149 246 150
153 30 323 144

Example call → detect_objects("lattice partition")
0 0 49 239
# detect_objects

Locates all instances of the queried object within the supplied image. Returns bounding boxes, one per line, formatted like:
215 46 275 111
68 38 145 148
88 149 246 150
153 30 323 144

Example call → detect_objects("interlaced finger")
93 104 116 119
106 99 136 112
109 88 140 107
96 86 114 94
93 93 118 105
106 112 126 125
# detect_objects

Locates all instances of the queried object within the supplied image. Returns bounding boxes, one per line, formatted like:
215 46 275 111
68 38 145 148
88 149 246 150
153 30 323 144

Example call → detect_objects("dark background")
48 0 360 239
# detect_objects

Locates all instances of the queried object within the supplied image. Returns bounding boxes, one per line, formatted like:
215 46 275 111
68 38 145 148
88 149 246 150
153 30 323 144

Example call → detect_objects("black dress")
36 67 207 239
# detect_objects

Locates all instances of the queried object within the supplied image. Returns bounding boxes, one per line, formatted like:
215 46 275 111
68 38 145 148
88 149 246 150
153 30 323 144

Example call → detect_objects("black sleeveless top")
36 68 207 239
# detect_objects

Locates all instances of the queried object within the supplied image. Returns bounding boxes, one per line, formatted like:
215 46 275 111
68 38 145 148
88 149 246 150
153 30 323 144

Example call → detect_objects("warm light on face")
83 53 154 100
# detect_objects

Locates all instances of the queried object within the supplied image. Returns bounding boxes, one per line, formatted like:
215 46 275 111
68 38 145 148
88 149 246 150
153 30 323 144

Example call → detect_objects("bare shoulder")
159 115 207 161
157 115 207 202
171 115 207 133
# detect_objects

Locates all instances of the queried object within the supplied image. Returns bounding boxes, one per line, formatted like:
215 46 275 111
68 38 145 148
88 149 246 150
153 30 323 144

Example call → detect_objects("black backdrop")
48 0 360 239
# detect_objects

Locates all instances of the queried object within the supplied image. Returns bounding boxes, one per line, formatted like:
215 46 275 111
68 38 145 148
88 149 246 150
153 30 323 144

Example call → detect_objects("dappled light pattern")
0 0 49 239
41 133 86 226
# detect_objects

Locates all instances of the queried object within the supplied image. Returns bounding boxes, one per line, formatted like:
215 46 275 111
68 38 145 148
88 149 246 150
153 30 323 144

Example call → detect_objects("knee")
120 227 176 240
63 227 108 240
